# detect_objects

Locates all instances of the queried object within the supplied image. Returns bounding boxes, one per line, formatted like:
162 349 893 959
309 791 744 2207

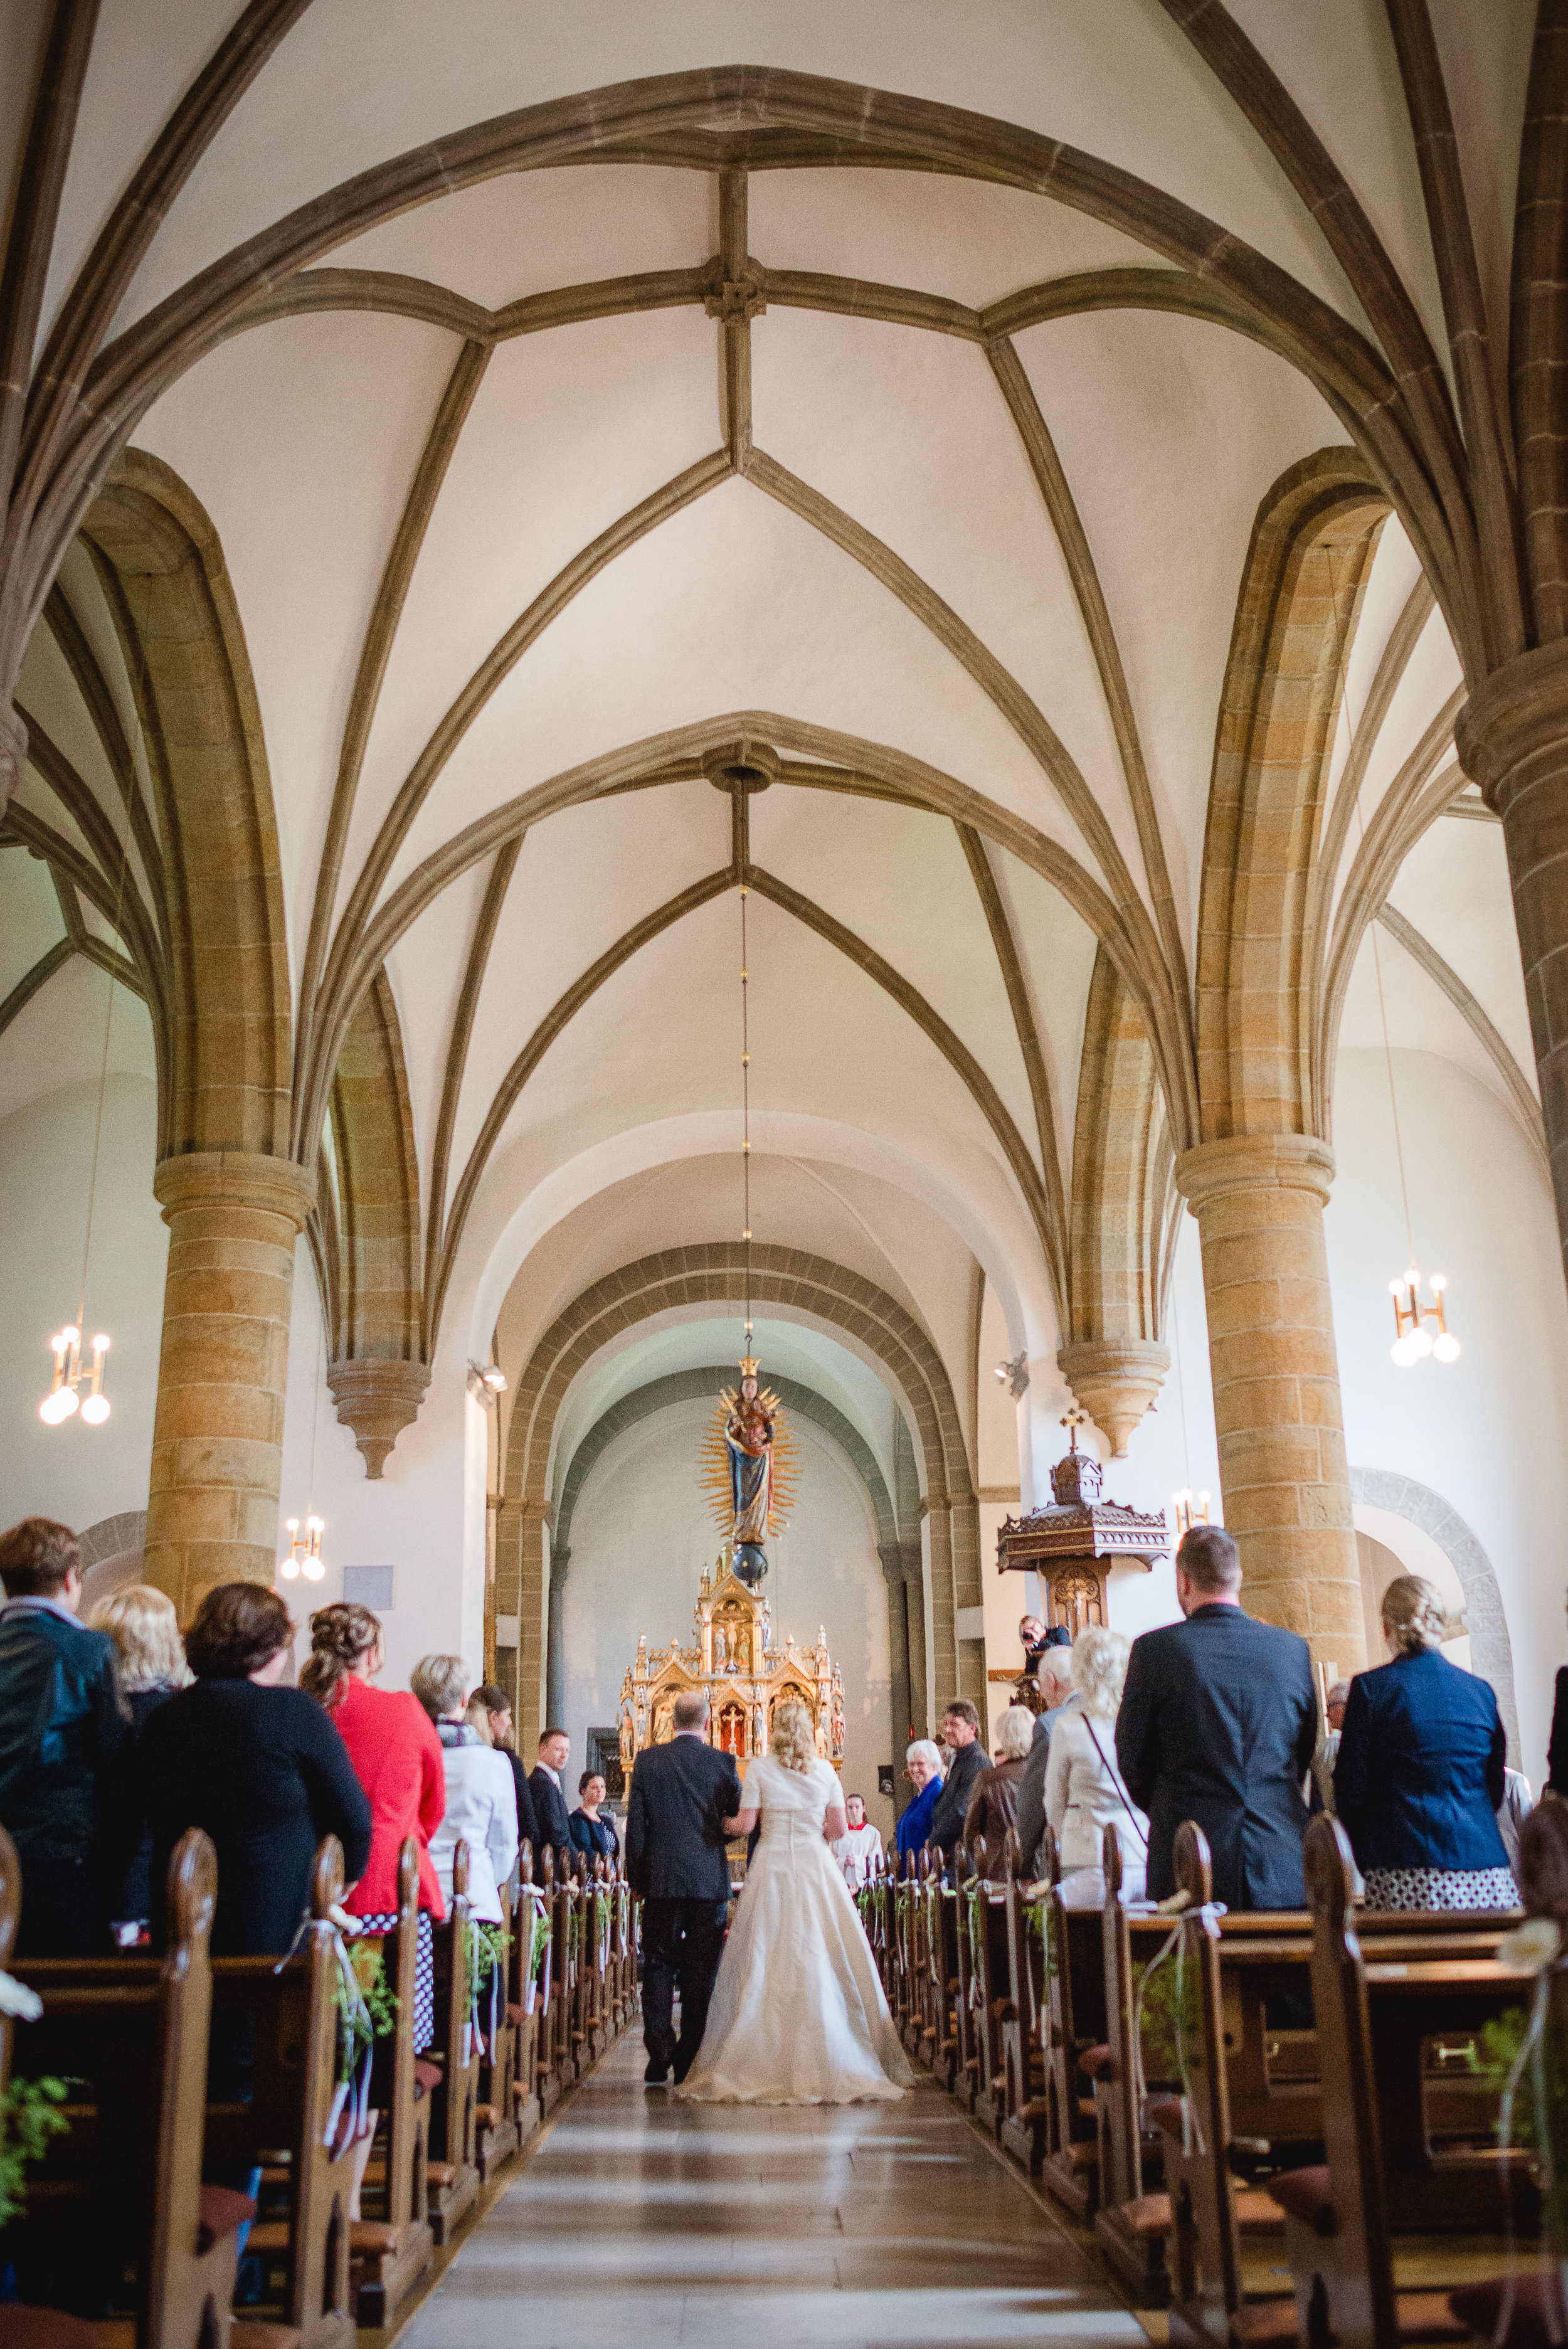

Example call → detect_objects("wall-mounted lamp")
992 1352 1030 1401
468 1361 508 1398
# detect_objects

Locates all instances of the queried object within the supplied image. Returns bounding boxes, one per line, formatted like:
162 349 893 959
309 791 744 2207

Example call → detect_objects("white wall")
558 1395 895 1842
1327 1046 1568 1782
0 1075 167 1539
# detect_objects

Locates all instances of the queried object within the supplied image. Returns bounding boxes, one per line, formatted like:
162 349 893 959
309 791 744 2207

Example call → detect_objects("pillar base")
1057 1339 1170 1457
328 1357 431 1478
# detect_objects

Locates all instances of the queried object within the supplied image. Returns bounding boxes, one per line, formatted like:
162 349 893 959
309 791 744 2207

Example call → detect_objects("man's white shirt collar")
538 1761 561 1787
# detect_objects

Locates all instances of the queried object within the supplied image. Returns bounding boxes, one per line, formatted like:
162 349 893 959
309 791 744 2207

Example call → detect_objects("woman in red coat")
302 1604 448 2211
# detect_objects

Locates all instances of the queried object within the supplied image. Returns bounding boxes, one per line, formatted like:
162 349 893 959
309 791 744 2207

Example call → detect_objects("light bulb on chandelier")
279 1515 326 1581
1388 1271 1458 1369
39 1328 110 1426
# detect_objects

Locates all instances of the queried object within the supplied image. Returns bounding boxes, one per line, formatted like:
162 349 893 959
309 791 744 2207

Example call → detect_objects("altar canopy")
620 1556 845 1781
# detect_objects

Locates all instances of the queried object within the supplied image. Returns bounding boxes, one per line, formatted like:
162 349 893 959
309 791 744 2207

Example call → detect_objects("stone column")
544 1546 571 1734
1458 648 1568 1294
1173 1133 1364 1673
142 1151 315 1621
878 1545 914 1816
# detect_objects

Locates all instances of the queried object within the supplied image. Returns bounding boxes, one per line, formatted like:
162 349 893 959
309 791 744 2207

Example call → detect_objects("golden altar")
619 1554 845 1779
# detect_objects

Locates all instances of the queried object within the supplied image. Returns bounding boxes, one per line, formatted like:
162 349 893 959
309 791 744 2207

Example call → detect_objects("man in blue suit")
1116 1524 1316 1911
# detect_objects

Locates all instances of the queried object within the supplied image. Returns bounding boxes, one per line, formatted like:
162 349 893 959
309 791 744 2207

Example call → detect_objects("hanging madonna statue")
700 1356 798 1586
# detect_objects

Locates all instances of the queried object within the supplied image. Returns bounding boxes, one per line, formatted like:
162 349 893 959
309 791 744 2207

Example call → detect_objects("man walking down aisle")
626 1691 742 2086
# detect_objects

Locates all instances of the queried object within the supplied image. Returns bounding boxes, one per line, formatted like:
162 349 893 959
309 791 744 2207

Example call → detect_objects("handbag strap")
1081 1714 1148 1855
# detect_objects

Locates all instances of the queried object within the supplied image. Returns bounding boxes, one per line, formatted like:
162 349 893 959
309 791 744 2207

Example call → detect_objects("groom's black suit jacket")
626 1734 741 1904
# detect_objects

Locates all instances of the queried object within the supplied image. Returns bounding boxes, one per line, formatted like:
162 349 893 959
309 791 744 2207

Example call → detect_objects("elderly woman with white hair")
1333 1574 1514 1911
894 1738 945 1860
1044 1626 1150 1907
963 1705 1036 1879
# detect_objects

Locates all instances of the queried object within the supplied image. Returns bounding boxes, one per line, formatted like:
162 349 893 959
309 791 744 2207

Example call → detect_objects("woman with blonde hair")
963 1704 1035 1879
1333 1574 1515 1911
91 1585 186 1941
1044 1626 1148 1908
677 1700 914 2104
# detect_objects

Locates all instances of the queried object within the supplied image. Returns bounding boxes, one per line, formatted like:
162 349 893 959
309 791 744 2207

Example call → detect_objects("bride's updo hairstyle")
300 1601 381 1708
1380 1574 1452 1658
769 1700 816 1774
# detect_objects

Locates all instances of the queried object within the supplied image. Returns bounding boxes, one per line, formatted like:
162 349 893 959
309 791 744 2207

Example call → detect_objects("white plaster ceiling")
0 0 1542 1434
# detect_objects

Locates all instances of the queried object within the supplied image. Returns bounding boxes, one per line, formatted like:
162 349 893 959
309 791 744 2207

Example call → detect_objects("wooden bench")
423 1843 479 2243
352 1840 433 2328
509 1851 544 2144
5 1825 275 2349
1263 1813 1544 2349
1157 1820 1520 2349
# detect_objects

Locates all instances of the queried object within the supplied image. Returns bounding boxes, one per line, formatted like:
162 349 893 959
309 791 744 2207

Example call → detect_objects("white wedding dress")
677 1752 915 2104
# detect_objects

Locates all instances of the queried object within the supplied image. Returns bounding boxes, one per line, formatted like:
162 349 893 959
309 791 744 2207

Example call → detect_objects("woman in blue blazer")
1333 1574 1514 1911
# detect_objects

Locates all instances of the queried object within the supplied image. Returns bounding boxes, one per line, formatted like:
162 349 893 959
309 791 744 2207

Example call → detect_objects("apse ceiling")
0 3 1544 1393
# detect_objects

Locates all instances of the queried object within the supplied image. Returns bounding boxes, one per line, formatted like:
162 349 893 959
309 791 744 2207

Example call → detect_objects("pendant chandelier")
278 1304 327 1581
1327 547 1460 1373
1167 1283 1214 1537
39 798 134 1429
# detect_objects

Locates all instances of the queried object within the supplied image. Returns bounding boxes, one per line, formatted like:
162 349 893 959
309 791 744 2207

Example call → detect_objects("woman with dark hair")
138 1583 373 1958
569 1770 620 1867
301 1604 445 2052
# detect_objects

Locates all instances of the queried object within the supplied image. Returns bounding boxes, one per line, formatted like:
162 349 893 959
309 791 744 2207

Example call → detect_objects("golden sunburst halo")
699 1385 798 1538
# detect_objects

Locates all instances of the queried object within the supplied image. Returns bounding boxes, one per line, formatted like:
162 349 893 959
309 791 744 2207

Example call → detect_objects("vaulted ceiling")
0 3 1545 1465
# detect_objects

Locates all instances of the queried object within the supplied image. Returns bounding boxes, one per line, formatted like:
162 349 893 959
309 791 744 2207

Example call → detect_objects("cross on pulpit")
1059 1409 1088 1449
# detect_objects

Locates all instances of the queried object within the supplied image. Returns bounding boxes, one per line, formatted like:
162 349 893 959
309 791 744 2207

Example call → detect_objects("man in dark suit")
928 1697 992 1872
1116 1524 1316 1911
529 1727 573 1874
625 1689 742 2086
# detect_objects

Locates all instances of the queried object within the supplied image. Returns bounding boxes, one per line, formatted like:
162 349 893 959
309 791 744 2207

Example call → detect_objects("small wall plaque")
343 1564 396 1611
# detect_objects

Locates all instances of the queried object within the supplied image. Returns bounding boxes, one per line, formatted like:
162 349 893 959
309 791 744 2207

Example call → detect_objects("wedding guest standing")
90 1584 186 1942
830 1791 882 1889
140 1583 372 1954
1044 1627 1148 1906
894 1741 944 1859
411 1655 517 1924
0 1517 132 1956
963 1706 1034 1877
302 1604 445 2048
929 1699 991 1868
1333 1574 1515 1911
1116 1525 1315 1909
570 1770 621 1867
472 1684 542 1862
530 1727 573 1869
1014 1641 1078 1876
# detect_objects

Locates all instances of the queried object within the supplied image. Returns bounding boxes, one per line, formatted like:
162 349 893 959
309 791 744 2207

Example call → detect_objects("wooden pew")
1264 1814 1540 2349
1157 1821 1518 2349
926 1857 963 2091
1036 1826 1109 2216
196 1838 356 2349
508 1849 544 2143
423 1840 479 2244
352 1840 433 2328
999 1835 1052 2175
5 1826 268 2349
970 1853 1018 2141
472 1880 519 2183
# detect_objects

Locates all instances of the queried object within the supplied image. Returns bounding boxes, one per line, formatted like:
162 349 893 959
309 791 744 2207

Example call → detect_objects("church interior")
3 3 1568 2340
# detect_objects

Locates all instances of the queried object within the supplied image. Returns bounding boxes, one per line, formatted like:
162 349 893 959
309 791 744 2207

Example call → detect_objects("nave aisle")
398 2032 1147 2349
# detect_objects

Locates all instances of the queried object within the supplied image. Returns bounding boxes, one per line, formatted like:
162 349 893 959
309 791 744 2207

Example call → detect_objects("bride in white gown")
677 1702 915 2104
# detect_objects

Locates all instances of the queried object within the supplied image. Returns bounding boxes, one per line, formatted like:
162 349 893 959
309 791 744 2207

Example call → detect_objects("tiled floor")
401 2032 1147 2348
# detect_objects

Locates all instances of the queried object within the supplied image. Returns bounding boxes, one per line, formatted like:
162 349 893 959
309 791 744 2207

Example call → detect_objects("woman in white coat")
1044 1626 1148 1907
411 1653 519 1923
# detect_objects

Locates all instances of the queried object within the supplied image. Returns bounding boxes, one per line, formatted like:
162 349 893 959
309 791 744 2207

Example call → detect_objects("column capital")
1175 1132 1334 1212
154 1150 316 1232
1057 1338 1170 1459
495 1497 552 1527
0 703 26 820
1456 640 1568 810
327 1357 430 1480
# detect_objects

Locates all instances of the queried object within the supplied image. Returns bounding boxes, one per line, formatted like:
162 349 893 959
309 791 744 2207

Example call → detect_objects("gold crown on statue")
738 1354 759 1378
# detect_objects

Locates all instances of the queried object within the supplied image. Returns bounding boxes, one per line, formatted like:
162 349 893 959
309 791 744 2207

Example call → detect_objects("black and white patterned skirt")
349 1909 435 2049
1361 1864 1518 1914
